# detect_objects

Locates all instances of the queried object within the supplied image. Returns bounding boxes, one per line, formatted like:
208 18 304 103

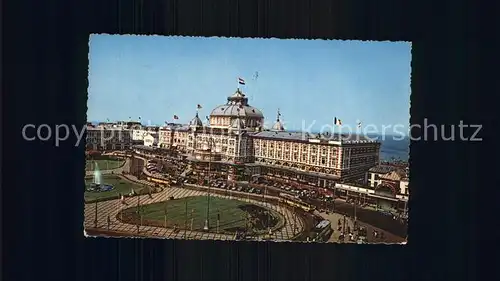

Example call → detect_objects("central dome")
210 104 264 118
210 89 264 118
209 88 265 130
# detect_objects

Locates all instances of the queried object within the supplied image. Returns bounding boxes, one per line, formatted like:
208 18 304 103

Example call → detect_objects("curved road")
88 151 406 240
85 185 305 241
308 198 407 238
251 183 407 238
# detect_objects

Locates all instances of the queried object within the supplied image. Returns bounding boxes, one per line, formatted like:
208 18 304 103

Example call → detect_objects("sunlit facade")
86 125 133 151
157 88 381 188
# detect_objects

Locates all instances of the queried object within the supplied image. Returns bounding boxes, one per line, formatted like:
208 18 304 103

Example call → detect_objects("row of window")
87 138 133 144
87 131 132 137
260 160 342 176
350 147 379 154
255 149 337 163
258 140 339 155
349 156 378 166
210 117 262 127
87 144 130 149
255 147 338 157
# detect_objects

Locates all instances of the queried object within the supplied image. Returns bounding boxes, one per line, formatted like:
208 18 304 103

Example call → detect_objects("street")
312 198 407 238
251 183 407 239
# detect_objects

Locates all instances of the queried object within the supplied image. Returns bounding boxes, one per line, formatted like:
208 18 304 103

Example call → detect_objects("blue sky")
88 35 411 134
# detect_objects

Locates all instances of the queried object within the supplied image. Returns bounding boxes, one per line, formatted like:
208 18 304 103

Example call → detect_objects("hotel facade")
86 123 134 151
154 88 382 188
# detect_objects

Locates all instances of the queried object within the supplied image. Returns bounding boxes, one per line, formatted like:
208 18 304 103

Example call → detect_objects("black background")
2 0 491 280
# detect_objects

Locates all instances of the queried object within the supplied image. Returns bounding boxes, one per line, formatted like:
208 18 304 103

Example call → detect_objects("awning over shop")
368 193 399 202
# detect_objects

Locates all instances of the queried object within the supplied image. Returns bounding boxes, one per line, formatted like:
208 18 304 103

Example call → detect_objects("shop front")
226 164 247 182
372 182 399 210
259 165 339 191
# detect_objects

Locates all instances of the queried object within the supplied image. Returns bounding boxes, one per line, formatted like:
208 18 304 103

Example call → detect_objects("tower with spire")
271 108 284 131
187 109 204 155
189 111 203 130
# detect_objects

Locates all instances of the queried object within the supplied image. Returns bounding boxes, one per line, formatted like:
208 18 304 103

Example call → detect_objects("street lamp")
331 182 337 212
203 138 216 231
94 201 98 228
354 193 359 224
403 198 408 220
265 184 271 235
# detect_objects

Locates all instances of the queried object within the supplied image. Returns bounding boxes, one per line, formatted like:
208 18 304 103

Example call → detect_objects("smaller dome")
271 109 284 131
272 121 284 131
189 113 203 127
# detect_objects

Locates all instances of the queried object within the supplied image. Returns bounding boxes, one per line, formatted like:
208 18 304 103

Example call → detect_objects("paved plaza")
84 152 405 243
84 186 305 241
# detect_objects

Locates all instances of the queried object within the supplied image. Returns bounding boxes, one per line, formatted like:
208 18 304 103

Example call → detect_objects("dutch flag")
238 78 246 85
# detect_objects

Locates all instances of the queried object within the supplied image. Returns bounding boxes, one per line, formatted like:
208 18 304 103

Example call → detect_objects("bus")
146 176 170 186
280 192 298 200
279 193 316 212
313 220 333 242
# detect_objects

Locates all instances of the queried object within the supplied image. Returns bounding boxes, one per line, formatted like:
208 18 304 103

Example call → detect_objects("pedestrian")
120 193 127 205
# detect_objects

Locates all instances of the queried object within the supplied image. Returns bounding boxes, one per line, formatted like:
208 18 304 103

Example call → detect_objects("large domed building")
209 88 264 130
156 86 382 189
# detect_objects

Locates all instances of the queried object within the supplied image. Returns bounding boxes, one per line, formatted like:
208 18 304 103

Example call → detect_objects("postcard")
85 35 411 244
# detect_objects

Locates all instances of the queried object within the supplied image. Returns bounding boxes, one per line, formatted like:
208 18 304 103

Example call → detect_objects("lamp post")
265 184 271 235
136 195 141 234
184 198 188 238
94 201 98 228
203 138 216 231
403 198 408 220
331 182 337 212
354 193 359 223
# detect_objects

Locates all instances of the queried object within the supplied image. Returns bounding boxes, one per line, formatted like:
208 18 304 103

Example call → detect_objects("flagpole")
136 195 141 234
163 194 169 227
190 209 194 231
184 198 188 238
216 209 220 233
94 201 98 228
203 138 214 231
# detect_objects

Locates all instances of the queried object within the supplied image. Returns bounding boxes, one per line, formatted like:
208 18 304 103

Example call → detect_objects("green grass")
120 196 283 234
84 175 149 203
86 159 124 171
